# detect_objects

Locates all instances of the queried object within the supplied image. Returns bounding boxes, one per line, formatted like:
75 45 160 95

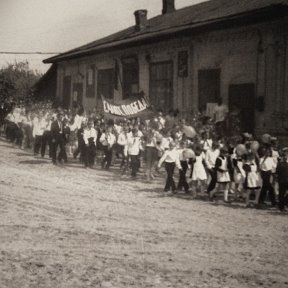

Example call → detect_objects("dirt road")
0 138 287 288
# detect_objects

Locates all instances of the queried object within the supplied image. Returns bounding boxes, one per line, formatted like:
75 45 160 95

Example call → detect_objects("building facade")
44 0 288 138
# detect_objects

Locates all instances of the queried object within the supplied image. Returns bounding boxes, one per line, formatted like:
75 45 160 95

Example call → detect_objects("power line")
0 52 61 55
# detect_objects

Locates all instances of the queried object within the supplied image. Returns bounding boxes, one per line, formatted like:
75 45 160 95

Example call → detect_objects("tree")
0 61 42 103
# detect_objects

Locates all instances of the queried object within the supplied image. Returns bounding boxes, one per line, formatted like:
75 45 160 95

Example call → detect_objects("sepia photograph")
0 0 288 287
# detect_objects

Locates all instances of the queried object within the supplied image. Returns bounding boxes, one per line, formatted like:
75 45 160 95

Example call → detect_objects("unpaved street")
0 138 287 288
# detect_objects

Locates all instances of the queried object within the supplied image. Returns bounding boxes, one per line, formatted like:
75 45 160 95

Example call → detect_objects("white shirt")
205 148 220 170
201 139 213 152
83 127 97 145
74 114 84 129
271 150 279 173
158 148 182 170
32 117 46 137
100 132 116 147
126 136 142 156
160 137 172 150
117 132 128 146
259 156 274 172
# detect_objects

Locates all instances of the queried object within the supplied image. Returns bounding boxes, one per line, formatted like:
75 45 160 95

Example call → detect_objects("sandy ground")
0 137 288 288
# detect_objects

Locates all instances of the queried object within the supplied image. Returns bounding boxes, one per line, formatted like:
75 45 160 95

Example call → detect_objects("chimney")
162 0 175 14
134 10 148 31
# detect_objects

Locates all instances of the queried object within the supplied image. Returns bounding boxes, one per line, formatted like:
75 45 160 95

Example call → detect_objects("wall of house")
56 16 288 138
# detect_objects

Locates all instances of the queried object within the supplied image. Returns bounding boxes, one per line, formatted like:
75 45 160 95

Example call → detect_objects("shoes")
208 191 215 202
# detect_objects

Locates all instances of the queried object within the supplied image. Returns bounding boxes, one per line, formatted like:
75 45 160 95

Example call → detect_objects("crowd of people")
1 97 288 213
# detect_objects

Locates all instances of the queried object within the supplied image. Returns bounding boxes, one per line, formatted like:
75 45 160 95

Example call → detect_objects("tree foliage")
0 61 42 103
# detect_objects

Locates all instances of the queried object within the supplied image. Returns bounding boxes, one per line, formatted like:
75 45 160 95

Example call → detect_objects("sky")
0 0 207 74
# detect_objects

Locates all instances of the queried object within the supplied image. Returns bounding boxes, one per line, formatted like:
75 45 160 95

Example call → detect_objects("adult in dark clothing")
276 148 288 212
73 122 86 162
41 115 52 158
50 113 66 165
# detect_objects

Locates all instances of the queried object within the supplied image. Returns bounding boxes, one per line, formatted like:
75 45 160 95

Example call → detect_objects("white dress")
192 153 207 181
216 156 231 183
246 161 262 189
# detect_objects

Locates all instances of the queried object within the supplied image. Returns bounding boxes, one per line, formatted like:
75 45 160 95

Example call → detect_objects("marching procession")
1 97 288 213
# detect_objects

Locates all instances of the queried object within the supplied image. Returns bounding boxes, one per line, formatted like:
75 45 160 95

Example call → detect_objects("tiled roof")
44 0 288 63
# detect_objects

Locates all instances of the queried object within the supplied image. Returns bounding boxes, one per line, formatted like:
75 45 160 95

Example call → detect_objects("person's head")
132 128 138 137
212 141 220 150
271 137 278 148
282 147 288 160
169 141 176 150
220 146 228 156
87 120 94 129
107 126 113 133
180 118 186 126
194 146 203 156
157 109 163 117
179 140 187 149
168 109 174 116
201 131 208 139
244 152 255 162
217 97 223 106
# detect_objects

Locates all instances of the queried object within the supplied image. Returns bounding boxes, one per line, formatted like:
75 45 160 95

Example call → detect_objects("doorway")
198 69 220 113
229 83 255 133
62 76 71 108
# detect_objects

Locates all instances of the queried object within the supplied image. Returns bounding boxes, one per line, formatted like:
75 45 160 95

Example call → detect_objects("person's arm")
93 129 97 144
175 151 182 170
99 133 106 144
83 130 89 145
215 158 223 172
158 151 168 168
205 151 212 170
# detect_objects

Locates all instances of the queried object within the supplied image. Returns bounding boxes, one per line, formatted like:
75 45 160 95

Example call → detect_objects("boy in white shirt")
126 128 143 178
158 141 182 193
83 120 97 168
100 126 116 169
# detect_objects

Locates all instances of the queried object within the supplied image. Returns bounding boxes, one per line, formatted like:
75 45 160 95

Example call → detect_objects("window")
86 65 95 98
150 61 173 112
97 69 114 100
122 57 139 99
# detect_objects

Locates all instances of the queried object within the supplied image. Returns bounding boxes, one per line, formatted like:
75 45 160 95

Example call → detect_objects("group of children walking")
2 102 288 213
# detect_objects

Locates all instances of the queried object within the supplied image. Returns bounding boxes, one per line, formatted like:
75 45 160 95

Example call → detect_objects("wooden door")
62 76 71 108
229 83 255 133
198 69 220 113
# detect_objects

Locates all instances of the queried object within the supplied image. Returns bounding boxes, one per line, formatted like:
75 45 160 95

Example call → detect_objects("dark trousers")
41 131 52 157
259 171 276 205
130 154 140 177
102 146 113 169
84 140 96 167
74 140 85 162
207 168 217 192
278 182 288 211
51 137 66 164
164 162 176 192
178 161 189 192
6 122 22 145
34 135 43 155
